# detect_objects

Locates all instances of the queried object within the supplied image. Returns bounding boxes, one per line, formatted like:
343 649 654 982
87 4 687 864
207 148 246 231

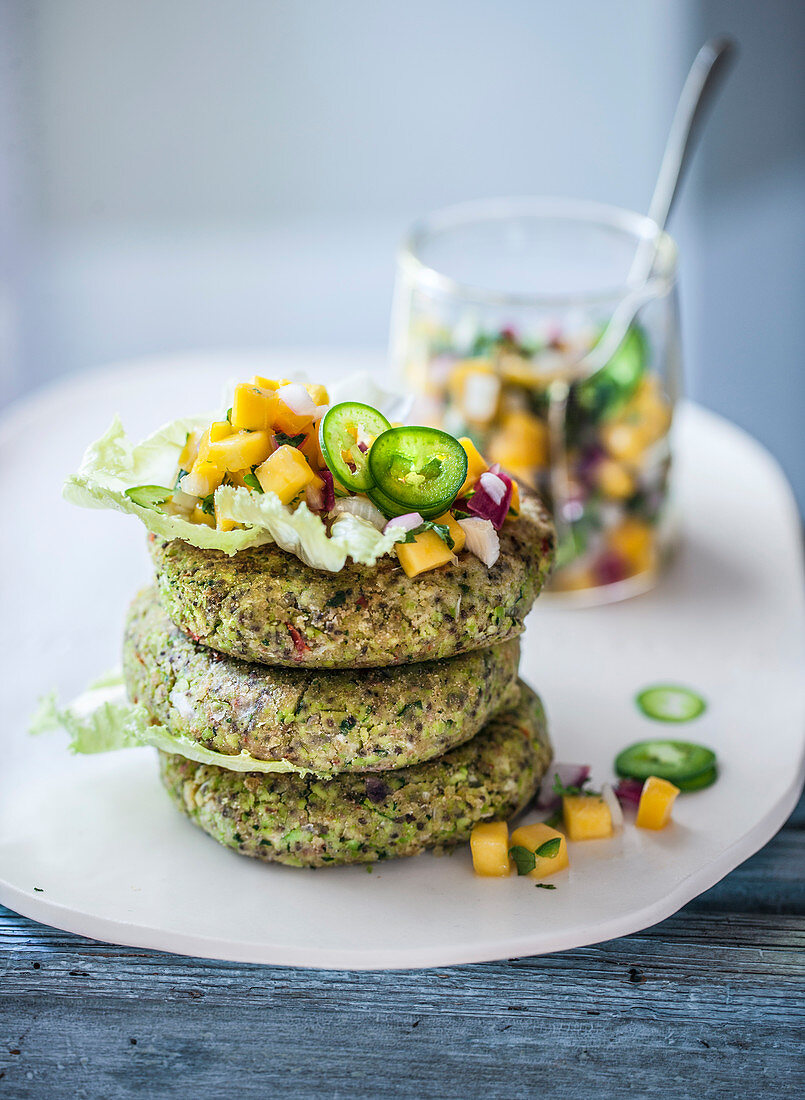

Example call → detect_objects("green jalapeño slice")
367 426 468 517
636 685 707 723
319 402 392 493
615 739 717 785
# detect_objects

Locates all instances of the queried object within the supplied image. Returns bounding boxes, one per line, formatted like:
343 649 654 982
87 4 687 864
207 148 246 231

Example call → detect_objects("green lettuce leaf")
31 674 311 775
62 371 411 568
63 414 275 555
215 486 401 571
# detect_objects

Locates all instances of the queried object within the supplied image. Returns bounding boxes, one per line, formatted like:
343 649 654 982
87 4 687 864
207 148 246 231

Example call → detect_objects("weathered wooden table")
2 794 802 1099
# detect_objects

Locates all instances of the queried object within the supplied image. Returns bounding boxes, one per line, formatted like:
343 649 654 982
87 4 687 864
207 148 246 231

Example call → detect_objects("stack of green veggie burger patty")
123 489 556 867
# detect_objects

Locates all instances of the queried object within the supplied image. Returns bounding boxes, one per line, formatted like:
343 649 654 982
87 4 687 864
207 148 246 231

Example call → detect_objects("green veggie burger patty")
158 682 551 867
124 587 522 774
148 489 555 668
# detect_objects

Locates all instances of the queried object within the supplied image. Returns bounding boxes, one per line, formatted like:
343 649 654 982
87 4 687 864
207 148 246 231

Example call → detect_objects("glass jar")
391 197 680 603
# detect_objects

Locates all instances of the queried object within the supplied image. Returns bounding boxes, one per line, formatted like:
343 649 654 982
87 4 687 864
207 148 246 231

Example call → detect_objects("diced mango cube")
273 400 313 436
181 460 224 498
549 566 597 593
191 503 215 527
255 445 315 503
597 458 635 500
395 529 455 578
470 821 511 877
305 383 329 406
253 376 290 391
205 430 271 472
177 429 202 473
508 479 520 517
562 795 613 841
196 422 233 464
434 512 465 553
636 776 680 830
509 822 569 879
489 411 549 471
214 497 236 532
300 428 325 469
458 437 488 497
210 420 232 442
232 383 277 432
601 422 646 463
607 518 656 575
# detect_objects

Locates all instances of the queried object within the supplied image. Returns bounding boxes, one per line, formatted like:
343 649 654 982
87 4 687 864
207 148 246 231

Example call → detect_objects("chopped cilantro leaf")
243 471 263 493
552 773 599 798
275 431 306 448
534 883 556 890
535 837 562 859
509 845 536 876
226 407 233 423
173 468 188 491
200 493 216 516
400 521 455 550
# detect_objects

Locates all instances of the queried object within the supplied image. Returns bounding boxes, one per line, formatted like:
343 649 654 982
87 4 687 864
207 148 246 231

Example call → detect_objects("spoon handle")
629 35 737 286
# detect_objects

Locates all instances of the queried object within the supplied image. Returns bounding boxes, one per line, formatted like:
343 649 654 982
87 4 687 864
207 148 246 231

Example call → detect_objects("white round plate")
2 352 803 969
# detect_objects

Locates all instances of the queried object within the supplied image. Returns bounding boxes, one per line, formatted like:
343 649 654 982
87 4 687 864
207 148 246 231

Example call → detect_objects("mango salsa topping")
126 375 523 576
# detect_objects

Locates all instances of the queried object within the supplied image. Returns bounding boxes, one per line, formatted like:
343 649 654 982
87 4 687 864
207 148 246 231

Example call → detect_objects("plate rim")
2 353 804 969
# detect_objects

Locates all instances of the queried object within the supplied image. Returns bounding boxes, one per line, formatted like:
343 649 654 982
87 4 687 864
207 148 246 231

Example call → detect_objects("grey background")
1 0 803 511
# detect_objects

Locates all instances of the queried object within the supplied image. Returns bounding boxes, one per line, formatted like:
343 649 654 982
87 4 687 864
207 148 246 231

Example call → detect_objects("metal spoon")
578 36 737 376
547 37 736 534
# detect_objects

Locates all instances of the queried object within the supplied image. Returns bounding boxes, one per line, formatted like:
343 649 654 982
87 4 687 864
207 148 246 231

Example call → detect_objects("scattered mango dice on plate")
636 776 680 830
562 794 613 841
509 822 569 879
470 822 511 877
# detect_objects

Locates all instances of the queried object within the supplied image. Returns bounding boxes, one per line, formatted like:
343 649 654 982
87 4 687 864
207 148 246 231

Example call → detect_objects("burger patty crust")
149 490 555 668
124 587 521 774
158 683 551 867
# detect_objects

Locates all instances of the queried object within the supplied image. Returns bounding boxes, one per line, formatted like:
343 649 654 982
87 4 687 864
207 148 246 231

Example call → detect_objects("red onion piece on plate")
614 778 644 806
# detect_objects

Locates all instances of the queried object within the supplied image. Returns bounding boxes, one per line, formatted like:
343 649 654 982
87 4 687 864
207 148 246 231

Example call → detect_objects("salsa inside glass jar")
392 199 680 601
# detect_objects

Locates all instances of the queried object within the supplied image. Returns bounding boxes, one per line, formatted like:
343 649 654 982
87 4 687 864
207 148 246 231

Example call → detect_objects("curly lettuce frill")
63 390 407 568
31 673 313 775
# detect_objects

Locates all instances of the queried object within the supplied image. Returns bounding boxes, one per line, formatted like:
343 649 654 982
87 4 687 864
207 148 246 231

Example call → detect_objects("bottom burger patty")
158 682 551 867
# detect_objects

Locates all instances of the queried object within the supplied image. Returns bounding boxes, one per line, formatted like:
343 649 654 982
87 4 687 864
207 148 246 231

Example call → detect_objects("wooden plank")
1 910 803 1099
1 795 803 1099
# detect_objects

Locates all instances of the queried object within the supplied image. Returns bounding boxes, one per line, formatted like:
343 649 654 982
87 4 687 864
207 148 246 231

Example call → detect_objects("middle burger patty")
124 588 521 775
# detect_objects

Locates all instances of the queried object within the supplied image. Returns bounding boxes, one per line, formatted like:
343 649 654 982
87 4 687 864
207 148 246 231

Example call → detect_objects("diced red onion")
536 763 591 811
357 441 369 454
614 778 644 807
277 383 316 418
594 550 628 586
384 512 423 535
320 468 335 512
601 782 624 830
330 495 386 531
458 517 499 568
466 471 512 530
479 471 507 505
305 482 324 513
